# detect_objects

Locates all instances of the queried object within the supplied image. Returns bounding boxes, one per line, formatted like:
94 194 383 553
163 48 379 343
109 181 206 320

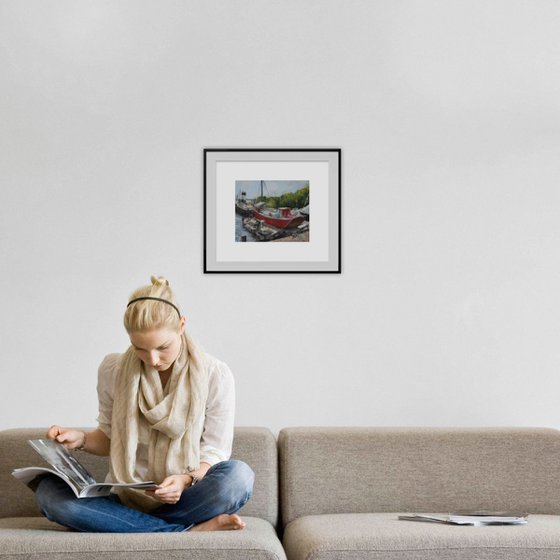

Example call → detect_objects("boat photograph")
235 180 309 243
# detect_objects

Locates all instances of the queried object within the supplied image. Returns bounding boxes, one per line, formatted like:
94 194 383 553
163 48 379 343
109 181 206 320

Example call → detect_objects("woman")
35 276 254 532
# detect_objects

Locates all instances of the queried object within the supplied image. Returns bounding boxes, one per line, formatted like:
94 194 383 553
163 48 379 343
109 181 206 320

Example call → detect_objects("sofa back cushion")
279 427 560 527
0 426 278 527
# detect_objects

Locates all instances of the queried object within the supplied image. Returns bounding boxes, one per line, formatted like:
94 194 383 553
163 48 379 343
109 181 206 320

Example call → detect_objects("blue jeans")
35 460 255 532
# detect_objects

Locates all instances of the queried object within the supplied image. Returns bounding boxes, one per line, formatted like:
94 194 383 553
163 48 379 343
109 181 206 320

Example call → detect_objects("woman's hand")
146 474 191 504
46 425 85 450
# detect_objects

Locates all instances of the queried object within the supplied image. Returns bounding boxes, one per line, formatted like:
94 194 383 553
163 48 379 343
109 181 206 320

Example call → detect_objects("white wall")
2 1 560 433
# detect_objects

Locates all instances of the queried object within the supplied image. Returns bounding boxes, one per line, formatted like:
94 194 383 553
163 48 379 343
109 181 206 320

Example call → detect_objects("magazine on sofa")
12 439 159 498
398 512 529 526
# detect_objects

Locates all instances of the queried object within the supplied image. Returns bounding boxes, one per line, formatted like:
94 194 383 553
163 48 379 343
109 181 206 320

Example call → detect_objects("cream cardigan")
96 352 235 482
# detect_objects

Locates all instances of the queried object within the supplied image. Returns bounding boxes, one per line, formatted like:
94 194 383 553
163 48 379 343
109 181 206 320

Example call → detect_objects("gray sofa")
279 427 560 560
0 427 286 560
3 427 560 560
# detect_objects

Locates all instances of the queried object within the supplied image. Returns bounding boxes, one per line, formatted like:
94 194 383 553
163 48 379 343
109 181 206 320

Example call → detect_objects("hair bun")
150 275 170 287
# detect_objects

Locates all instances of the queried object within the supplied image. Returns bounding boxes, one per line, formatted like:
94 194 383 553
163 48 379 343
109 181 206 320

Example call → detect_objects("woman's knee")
212 459 255 502
35 475 80 523
213 458 253 482
36 475 63 509
230 459 255 493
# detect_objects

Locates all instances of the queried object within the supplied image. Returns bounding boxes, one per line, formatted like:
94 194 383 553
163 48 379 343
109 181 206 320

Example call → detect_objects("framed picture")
204 148 341 273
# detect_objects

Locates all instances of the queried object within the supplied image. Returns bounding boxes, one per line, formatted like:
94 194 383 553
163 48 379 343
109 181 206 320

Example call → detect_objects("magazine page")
28 439 96 491
77 481 160 498
12 467 83 497
398 515 450 524
449 513 528 525
398 513 529 526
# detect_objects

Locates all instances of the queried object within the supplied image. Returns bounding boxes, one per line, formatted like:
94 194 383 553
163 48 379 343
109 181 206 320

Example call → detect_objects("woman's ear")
179 315 186 333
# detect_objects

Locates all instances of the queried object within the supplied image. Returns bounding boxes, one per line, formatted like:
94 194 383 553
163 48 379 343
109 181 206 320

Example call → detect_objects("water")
235 213 257 242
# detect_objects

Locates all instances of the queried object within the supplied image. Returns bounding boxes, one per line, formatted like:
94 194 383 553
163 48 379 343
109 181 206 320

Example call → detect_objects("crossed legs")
35 460 255 533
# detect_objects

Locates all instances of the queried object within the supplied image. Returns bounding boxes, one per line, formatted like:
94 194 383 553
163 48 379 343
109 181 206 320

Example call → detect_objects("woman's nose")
147 351 159 365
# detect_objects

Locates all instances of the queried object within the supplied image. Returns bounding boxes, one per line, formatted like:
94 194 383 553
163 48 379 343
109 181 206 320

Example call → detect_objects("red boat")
253 204 306 230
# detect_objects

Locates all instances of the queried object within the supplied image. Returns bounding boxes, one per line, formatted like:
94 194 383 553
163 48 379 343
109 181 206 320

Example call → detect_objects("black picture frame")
204 148 341 273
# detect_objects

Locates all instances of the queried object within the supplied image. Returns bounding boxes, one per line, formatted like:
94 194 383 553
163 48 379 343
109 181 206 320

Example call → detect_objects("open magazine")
398 512 528 526
12 439 159 498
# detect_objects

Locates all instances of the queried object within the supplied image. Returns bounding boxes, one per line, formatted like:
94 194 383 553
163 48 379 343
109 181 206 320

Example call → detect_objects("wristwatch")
190 475 199 486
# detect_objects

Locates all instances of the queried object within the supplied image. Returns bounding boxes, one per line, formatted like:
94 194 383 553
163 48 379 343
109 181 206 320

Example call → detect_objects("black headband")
126 297 181 318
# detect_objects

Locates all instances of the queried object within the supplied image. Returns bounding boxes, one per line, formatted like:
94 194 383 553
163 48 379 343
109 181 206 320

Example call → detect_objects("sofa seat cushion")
0 516 286 560
283 513 560 560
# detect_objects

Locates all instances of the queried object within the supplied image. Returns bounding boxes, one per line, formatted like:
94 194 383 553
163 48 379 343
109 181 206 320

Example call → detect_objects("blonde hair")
123 276 181 333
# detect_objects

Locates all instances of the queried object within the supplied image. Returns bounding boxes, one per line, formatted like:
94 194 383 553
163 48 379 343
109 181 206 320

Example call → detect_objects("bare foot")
191 514 246 532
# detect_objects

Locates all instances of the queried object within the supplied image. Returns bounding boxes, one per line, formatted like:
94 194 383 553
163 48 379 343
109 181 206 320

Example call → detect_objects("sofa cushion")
279 427 560 526
0 516 286 560
283 513 560 560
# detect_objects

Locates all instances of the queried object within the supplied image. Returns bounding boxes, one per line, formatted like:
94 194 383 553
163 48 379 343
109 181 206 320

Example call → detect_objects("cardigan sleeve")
199 357 236 466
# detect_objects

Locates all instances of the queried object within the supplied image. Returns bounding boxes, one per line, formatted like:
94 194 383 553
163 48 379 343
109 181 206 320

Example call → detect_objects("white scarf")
109 332 209 511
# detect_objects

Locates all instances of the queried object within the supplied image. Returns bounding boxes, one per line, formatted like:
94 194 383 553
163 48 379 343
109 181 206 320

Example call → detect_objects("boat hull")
235 201 253 216
253 209 305 229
